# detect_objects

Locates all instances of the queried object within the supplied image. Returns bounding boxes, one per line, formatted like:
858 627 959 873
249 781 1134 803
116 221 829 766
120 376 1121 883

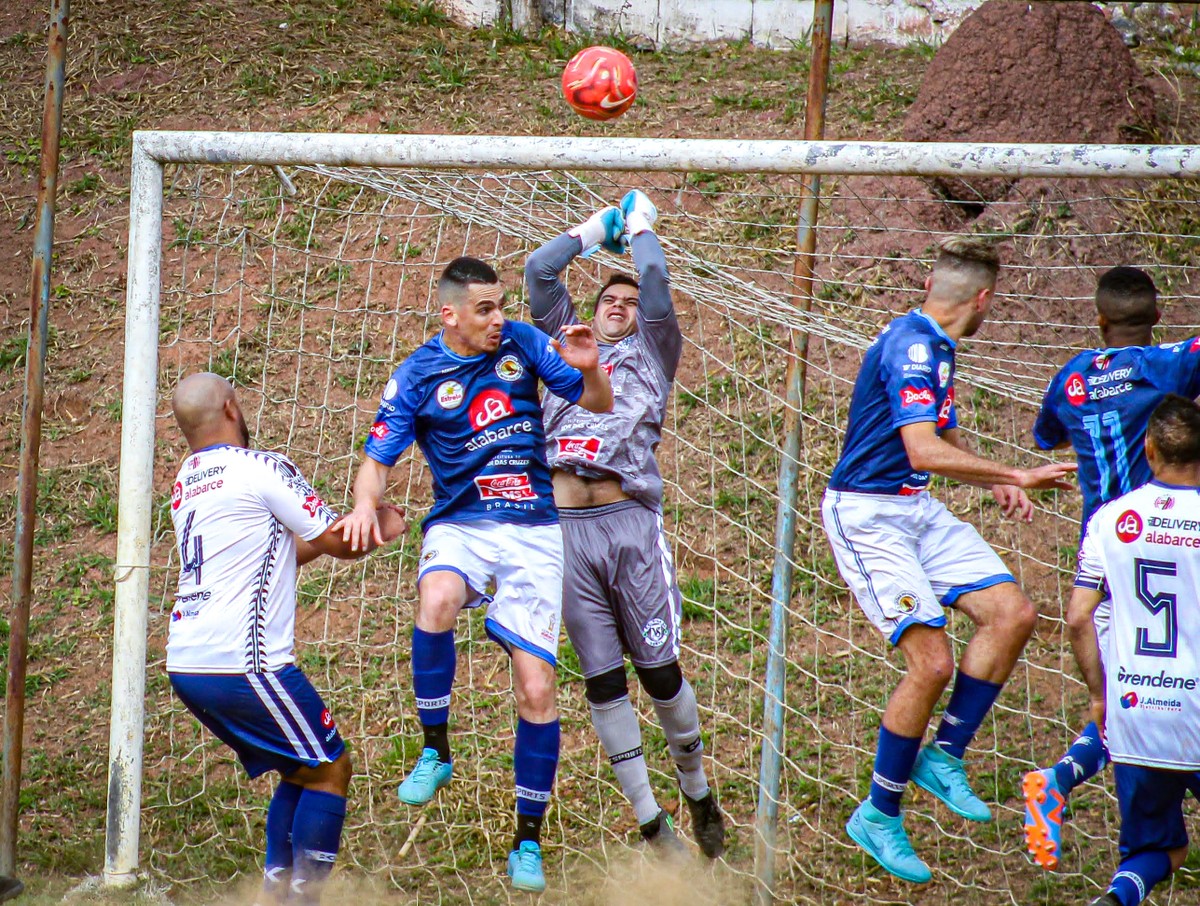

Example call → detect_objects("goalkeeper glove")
621 189 657 237
568 206 626 258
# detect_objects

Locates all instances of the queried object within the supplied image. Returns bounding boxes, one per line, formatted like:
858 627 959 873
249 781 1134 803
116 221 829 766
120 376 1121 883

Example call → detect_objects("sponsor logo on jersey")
894 592 919 615
384 378 398 400
474 473 537 501
601 362 614 377
1117 666 1198 691
1065 372 1086 407
302 494 325 516
1121 691 1138 709
642 618 670 648
369 422 389 441
321 708 335 729
465 419 535 453
419 549 438 567
1191 337 1200 353
1155 495 1176 510
938 361 950 387
899 385 935 408
172 481 183 510
907 343 930 364
436 380 465 409
1093 353 1111 371
556 436 603 461
469 389 515 430
1116 509 1143 543
495 355 524 382
937 387 954 429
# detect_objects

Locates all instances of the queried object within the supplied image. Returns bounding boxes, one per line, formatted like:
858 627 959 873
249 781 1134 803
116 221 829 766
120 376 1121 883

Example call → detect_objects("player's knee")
585 668 628 705
912 650 954 690
330 751 353 792
635 662 683 701
516 666 557 714
998 592 1039 641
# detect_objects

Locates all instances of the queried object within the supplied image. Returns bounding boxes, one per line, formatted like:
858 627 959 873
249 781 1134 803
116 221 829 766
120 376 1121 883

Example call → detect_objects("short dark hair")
594 273 639 306
439 256 498 295
1148 394 1200 466
1096 266 1158 328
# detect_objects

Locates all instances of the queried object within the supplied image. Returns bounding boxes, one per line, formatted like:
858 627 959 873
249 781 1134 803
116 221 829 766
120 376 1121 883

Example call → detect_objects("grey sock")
652 679 709 799
590 696 660 825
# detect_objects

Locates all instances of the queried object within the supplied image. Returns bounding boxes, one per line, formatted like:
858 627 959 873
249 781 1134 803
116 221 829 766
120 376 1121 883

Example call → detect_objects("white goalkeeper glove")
621 189 657 237
569 206 626 258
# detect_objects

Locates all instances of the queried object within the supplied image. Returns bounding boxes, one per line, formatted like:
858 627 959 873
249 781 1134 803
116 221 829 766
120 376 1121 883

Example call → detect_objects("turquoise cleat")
845 799 931 884
507 840 546 893
911 745 992 822
397 748 452 805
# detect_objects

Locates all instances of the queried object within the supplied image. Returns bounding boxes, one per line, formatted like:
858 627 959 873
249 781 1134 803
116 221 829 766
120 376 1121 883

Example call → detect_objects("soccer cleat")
397 747 452 805
0 876 23 904
910 745 992 822
507 840 547 893
1022 768 1066 870
1087 894 1121 906
845 799 932 884
641 809 689 860
683 789 727 859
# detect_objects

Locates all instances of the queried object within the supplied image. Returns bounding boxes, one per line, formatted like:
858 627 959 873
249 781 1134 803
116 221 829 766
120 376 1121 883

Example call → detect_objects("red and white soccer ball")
561 45 637 121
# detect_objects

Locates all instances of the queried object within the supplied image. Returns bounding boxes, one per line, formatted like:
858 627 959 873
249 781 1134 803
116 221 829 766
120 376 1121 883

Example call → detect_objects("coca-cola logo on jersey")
899 385 934 408
474 473 537 501
469 389 515 430
937 387 955 429
556 436 603 461
1116 509 1143 543
171 481 183 510
1065 372 1087 407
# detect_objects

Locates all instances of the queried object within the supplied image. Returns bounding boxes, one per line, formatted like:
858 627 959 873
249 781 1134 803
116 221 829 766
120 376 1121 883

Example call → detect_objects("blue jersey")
365 321 585 530
1034 338 1200 526
829 310 958 495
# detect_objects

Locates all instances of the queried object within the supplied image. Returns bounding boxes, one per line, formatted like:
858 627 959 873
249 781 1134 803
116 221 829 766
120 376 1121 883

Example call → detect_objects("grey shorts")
560 500 682 678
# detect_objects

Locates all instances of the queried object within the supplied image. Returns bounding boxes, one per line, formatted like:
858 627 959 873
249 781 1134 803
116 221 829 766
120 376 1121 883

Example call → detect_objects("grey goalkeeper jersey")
527 231 683 511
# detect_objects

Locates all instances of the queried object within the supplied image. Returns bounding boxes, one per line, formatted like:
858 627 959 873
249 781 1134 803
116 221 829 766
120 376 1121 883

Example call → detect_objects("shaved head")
172 372 248 450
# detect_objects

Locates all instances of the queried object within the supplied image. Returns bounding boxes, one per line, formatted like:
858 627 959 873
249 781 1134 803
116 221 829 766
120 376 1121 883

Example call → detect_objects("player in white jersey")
167 373 405 906
1069 394 1200 906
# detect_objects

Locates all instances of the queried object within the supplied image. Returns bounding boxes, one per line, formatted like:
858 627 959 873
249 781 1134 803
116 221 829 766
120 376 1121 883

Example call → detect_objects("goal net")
108 134 1200 905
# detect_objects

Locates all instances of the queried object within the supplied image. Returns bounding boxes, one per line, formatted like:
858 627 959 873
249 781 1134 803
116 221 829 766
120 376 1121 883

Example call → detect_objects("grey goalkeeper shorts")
560 499 682 678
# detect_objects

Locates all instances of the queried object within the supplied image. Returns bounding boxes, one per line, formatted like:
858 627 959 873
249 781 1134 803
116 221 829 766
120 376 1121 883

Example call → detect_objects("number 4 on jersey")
179 511 205 585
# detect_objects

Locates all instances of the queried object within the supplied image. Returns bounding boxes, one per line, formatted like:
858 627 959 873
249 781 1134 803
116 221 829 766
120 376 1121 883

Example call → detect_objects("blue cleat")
397 748 452 805
911 745 992 822
507 840 546 893
845 799 931 884
1022 767 1066 870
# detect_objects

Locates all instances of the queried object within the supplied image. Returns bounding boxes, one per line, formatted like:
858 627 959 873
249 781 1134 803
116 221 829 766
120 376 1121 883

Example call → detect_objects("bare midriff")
552 468 629 508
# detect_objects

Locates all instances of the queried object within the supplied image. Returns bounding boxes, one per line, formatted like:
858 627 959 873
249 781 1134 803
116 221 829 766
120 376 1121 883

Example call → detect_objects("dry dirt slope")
0 0 1199 902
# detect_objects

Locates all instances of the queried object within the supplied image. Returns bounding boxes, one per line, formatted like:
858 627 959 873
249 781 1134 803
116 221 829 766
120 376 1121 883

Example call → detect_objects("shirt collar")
915 310 956 349
1150 478 1200 491
192 443 231 453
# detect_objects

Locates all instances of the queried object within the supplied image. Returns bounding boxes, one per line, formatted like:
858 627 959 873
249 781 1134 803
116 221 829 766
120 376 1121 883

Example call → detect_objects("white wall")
442 0 982 47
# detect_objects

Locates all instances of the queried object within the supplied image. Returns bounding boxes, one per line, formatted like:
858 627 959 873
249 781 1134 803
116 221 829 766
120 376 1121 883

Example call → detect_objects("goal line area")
106 133 1200 904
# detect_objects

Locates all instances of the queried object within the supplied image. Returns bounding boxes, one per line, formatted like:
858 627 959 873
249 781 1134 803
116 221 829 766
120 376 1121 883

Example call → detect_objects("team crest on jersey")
1093 353 1112 371
495 355 524 382
907 343 930 364
1065 372 1087 407
474 473 537 501
436 380 465 409
937 361 950 388
369 422 389 440
556 436 603 461
171 481 183 510
1155 495 1176 511
642 618 670 648
894 592 919 615
469 390 515 430
1116 509 1143 543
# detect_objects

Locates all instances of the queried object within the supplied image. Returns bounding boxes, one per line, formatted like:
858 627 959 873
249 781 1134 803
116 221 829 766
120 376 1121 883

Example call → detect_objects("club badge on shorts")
642 618 669 648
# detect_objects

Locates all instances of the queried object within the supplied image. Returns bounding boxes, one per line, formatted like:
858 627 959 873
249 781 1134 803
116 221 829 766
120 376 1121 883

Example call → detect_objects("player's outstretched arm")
1066 585 1107 734
526 233 581 331
300 504 407 565
337 456 392 552
901 421 1077 491
945 428 1036 522
551 323 613 413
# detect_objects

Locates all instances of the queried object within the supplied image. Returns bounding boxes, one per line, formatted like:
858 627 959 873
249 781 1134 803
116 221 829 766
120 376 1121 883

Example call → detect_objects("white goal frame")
106 131 1200 889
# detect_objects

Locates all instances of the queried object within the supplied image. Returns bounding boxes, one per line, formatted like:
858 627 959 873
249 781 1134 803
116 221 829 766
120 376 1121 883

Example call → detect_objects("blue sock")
290 789 346 906
263 781 303 901
869 725 922 818
514 717 560 845
1109 850 1172 906
1053 722 1109 793
933 671 1002 760
412 626 455 728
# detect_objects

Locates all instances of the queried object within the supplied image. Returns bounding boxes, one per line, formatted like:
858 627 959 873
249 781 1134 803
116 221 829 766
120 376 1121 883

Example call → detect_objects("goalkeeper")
525 190 727 859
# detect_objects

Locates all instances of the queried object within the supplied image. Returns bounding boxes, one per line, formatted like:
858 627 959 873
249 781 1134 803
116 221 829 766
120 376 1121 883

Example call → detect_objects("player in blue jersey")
821 237 1077 884
1067 396 1200 906
167 373 406 906
1023 267 1200 871
338 257 612 893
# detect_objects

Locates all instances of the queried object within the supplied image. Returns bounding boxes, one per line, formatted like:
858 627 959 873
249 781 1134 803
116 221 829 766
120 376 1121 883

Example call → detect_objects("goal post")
107 132 1200 900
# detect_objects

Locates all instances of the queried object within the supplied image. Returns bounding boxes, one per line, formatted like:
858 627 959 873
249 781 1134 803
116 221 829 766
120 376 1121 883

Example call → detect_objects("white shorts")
821 489 1015 645
419 520 563 666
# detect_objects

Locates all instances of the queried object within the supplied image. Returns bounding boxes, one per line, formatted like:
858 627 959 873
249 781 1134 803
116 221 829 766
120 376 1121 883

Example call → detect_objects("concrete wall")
444 0 982 47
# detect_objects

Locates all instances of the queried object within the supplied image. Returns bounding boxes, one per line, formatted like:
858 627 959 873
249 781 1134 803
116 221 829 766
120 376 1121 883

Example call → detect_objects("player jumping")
1068 395 1200 906
821 237 1076 883
166 373 406 906
1023 267 1200 870
338 257 612 893
525 190 727 858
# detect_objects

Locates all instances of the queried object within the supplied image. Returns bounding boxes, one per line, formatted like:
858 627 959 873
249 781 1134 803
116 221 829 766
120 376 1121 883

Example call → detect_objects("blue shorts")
170 665 345 779
1114 762 1200 856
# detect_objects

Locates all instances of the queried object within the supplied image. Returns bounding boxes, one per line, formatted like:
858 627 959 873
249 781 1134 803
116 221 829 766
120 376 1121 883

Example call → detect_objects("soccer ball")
561 46 637 121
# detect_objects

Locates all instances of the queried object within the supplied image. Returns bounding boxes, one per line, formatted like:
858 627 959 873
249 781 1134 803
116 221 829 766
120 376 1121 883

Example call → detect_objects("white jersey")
166 445 336 674
1077 479 1200 770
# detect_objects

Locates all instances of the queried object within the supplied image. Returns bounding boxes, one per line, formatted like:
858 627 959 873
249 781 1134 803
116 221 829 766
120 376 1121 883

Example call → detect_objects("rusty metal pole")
1 0 69 876
752 1 833 903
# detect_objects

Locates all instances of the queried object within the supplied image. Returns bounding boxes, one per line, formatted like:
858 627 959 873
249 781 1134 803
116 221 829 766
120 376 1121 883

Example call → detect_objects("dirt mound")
902 0 1156 209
